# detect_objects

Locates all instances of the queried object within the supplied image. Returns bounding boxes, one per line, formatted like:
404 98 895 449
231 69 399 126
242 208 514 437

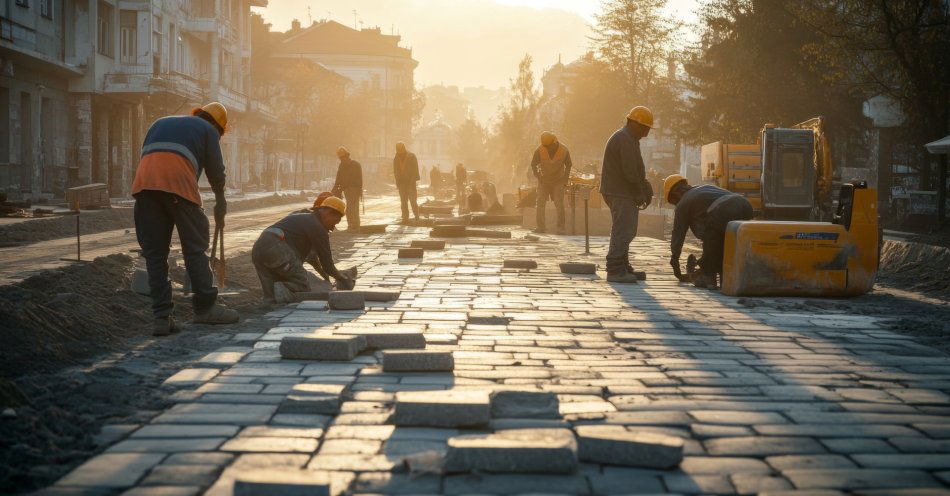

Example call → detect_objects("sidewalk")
45 226 950 495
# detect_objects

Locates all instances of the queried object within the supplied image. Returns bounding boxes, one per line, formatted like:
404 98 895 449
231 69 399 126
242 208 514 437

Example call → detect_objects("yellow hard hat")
663 174 687 202
626 106 654 128
540 131 557 146
195 102 228 133
395 142 407 153
321 196 346 216
336 146 350 158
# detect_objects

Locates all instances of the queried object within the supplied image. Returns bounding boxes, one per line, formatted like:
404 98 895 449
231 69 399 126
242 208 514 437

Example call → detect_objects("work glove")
670 255 687 282
335 276 355 291
637 182 654 210
213 197 227 227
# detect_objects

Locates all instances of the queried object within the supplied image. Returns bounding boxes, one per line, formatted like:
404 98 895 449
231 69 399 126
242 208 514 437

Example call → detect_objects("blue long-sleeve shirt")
599 126 647 200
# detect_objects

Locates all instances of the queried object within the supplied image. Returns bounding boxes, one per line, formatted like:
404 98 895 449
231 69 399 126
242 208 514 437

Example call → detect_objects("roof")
925 135 950 154
276 20 415 60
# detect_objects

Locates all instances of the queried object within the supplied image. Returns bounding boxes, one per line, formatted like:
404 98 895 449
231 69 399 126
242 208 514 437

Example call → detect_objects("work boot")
193 304 239 325
692 272 717 289
626 264 647 281
152 316 179 337
273 282 295 304
606 272 639 284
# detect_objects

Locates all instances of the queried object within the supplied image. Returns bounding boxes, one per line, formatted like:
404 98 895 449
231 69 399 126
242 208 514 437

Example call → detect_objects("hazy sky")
256 0 700 89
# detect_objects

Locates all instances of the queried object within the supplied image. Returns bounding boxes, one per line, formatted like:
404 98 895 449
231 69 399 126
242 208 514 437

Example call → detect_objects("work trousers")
342 187 361 229
701 195 754 276
604 195 640 276
397 181 419 220
251 233 310 303
536 181 566 231
134 190 217 318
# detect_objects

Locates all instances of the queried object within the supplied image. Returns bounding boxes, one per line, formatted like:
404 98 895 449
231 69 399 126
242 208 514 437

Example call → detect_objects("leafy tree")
559 53 630 161
492 54 541 185
455 117 488 170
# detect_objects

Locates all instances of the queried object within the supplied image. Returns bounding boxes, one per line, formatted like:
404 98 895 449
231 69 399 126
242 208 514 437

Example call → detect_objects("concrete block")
393 390 491 427
279 335 366 361
295 291 399 302
560 262 596 274
503 259 538 269
233 469 331 496
334 329 425 349
470 214 522 225
410 240 445 250
430 225 467 237
575 425 684 469
490 390 559 419
466 229 512 238
359 224 387 234
382 350 454 372
398 248 424 259
278 383 347 415
131 268 150 295
327 291 364 311
162 368 219 387
444 428 578 473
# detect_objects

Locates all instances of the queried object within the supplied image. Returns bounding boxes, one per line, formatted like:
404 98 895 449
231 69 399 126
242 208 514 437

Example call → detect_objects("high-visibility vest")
538 143 567 184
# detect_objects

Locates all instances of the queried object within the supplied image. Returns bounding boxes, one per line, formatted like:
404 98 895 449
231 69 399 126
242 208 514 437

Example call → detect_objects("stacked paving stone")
49 217 950 495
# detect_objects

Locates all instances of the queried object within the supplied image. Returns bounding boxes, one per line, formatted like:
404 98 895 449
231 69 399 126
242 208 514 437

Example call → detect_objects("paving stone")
705 436 826 456
105 438 226 453
279 335 366 361
307 454 403 471
140 465 221 486
398 248 424 258
382 350 454 372
503 259 538 269
163 453 233 465
575 425 684 469
152 403 276 426
270 413 332 427
782 469 941 489
490 418 571 430
334 328 426 349
359 224 388 234
131 425 239 439
731 474 794 494
766 454 857 471
587 467 665 495
57 453 165 487
394 389 491 427
443 474 590 494
430 225 467 237
352 472 441 494
663 474 734 494
238 426 324 438
680 456 772 474
327 291 365 311
560 262 596 274
278 383 346 415
444 428 578 473
232 469 331 496
851 453 950 469
410 240 445 250
220 436 318 453
819 438 896 454
318 438 382 455
490 390 560 419
162 368 219 387
120 487 200 496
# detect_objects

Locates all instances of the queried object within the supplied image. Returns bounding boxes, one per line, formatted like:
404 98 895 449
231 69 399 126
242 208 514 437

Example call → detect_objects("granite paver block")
295 291 399 302
410 240 445 250
397 248 424 259
705 436 826 456
327 291 365 311
152 403 276 426
278 384 346 415
393 390 491 427
359 224 388 234
232 469 331 496
382 350 454 372
443 474 590 494
121 487 201 496
560 262 596 274
490 390 559 419
334 329 425 349
575 425 684 469
430 225 467 237
140 464 221 487
162 368 219 387
130 425 239 439
503 259 538 269
57 453 165 487
782 469 941 489
220 436 318 453
465 229 512 238
106 438 226 453
444 428 578 473
279 335 366 361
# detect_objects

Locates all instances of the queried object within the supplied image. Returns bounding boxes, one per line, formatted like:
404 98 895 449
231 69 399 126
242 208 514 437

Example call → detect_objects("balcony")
215 85 247 113
103 71 206 102
249 99 277 122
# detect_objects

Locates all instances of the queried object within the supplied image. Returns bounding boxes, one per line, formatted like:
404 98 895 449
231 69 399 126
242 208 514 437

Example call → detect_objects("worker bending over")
130 102 239 336
600 106 654 283
665 175 753 288
393 142 421 223
332 147 362 230
530 131 572 234
251 196 355 304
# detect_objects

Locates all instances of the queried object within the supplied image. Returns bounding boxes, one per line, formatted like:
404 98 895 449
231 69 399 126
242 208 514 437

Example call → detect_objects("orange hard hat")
663 174 687 202
540 131 557 146
193 102 228 133
321 196 346 216
626 106 654 128
313 191 333 209
336 146 350 158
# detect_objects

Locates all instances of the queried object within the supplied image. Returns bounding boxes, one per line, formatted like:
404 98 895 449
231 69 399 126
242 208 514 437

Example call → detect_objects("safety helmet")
321 196 346 216
313 191 333 209
193 102 228 133
663 174 687 203
626 106 654 128
540 131 557 146
336 146 350 159
395 142 407 153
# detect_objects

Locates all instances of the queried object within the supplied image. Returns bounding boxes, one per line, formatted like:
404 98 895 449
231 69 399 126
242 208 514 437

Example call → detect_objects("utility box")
700 142 762 211
66 183 110 209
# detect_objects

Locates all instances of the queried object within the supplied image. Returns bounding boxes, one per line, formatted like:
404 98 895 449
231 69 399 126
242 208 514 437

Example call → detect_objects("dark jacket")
333 159 363 191
270 212 343 279
599 126 647 200
393 152 420 185
670 184 735 260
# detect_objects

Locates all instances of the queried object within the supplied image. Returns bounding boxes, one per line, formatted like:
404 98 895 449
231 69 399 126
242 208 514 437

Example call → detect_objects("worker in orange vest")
530 131 572 234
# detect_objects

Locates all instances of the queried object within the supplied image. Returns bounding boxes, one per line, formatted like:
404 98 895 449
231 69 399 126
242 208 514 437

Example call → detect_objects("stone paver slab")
393 389 490 427
575 425 683 469
444 428 578 473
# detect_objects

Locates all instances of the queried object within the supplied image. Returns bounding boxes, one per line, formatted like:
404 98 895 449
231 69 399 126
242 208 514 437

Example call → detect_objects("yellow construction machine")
701 117 834 220
721 182 878 297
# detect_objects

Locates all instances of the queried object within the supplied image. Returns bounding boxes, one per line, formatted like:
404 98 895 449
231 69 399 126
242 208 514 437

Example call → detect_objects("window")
119 11 137 64
15 0 29 7
96 1 114 58
780 150 805 188
40 0 52 18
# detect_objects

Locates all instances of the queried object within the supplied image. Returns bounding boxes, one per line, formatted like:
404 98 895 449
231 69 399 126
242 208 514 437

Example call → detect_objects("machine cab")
761 127 816 220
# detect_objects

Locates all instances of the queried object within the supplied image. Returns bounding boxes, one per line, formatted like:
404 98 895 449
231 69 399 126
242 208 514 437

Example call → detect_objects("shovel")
210 223 226 288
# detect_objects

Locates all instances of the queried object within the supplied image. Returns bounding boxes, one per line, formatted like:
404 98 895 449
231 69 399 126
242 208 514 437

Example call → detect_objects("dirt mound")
878 239 950 301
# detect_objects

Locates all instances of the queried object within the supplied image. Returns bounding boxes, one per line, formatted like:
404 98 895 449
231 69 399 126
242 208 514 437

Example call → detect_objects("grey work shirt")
599 126 647 199
269 212 342 279
670 184 735 260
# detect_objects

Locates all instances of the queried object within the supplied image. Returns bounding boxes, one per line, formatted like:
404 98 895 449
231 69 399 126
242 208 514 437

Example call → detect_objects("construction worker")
600 106 655 283
393 142 421 223
455 163 467 211
332 147 362 230
251 196 355 304
430 166 441 194
530 131 572 234
130 102 239 336
665 175 754 288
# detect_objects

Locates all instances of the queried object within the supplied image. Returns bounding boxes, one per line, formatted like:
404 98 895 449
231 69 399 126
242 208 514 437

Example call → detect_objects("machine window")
781 151 805 188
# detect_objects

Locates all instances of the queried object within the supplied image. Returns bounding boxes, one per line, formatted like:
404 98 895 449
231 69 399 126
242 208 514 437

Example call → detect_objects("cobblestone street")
46 225 950 495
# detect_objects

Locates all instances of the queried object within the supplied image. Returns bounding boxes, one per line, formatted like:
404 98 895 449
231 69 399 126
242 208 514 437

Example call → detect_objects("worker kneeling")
666 175 753 288
252 196 355 305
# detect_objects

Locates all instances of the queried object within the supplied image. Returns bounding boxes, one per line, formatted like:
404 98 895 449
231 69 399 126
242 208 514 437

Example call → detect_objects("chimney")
291 19 301 32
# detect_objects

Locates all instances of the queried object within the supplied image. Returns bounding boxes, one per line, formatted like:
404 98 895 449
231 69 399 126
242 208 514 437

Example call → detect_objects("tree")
560 53 630 160
492 54 542 186
455 117 488 170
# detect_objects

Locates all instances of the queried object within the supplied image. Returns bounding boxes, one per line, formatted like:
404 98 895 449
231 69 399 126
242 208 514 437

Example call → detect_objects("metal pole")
584 196 590 255
76 211 81 261
571 187 576 235
939 154 947 226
